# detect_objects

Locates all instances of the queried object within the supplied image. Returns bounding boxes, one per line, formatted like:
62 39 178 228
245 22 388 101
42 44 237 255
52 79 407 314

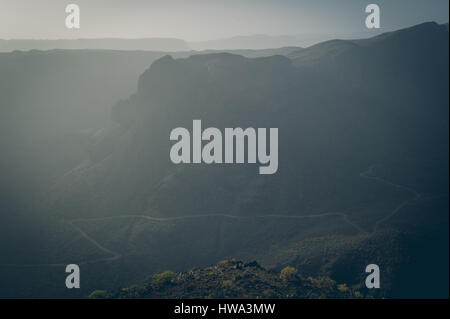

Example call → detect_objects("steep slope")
48 22 448 222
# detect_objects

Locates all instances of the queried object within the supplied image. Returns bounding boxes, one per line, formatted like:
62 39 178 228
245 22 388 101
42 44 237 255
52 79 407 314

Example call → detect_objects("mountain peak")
359 21 447 46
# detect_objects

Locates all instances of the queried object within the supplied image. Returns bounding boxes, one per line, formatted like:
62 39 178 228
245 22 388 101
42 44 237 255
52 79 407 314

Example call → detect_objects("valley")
0 22 448 299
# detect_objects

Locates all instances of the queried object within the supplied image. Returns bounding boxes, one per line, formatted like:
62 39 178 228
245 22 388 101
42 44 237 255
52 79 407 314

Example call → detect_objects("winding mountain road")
359 165 422 233
0 164 423 267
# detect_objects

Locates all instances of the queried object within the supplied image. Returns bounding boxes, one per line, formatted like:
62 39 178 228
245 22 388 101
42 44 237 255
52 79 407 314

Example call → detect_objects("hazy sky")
1 0 448 41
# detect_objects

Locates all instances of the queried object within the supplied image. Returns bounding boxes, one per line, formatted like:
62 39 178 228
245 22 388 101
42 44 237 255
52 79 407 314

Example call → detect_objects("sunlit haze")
1 0 448 41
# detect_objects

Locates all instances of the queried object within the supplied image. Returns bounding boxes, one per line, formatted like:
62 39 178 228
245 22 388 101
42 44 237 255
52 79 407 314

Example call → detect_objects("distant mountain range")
188 31 379 50
0 31 381 52
0 38 190 52
3 24 448 53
